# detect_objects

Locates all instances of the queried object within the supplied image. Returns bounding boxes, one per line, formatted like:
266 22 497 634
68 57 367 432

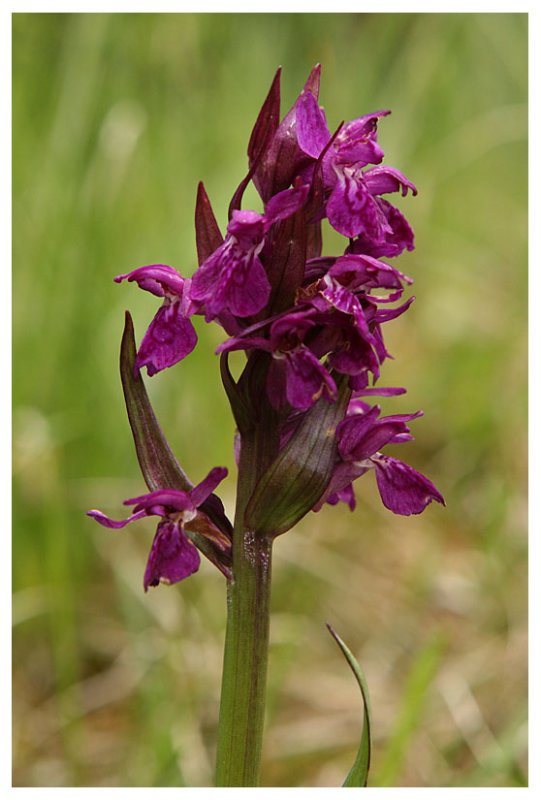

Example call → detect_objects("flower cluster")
88 66 443 589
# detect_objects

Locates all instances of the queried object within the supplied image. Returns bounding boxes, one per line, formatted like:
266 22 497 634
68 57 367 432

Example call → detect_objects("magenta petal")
224 253 271 317
326 484 357 511
349 199 415 259
326 169 383 240
216 334 272 355
191 247 226 312
380 201 415 253
333 110 391 165
329 328 379 378
373 456 444 515
330 254 413 290
115 264 186 298
347 421 411 461
364 165 417 197
283 347 336 410
192 243 270 320
86 508 146 528
296 90 331 159
125 489 193 513
353 386 407 397
374 296 415 324
264 183 309 227
227 210 266 247
190 466 228 508
313 461 367 511
143 521 200 590
337 405 380 458
136 301 197 376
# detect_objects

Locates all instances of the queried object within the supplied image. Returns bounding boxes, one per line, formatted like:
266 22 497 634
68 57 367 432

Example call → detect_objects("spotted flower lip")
190 183 309 322
115 265 197 376
87 467 228 590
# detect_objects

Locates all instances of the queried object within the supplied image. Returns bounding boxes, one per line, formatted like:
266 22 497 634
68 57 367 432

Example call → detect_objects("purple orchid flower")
87 467 228 590
190 183 309 322
218 308 336 411
316 402 444 515
114 265 197 376
295 91 417 247
297 254 413 387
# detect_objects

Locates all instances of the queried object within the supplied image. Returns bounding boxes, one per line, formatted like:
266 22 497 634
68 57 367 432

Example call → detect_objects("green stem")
215 424 275 786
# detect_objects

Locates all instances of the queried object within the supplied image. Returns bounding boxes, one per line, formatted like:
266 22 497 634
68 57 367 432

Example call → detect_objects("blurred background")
12 13 527 787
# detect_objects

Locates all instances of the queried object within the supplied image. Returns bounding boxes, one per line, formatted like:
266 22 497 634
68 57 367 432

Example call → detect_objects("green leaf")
120 310 192 493
327 624 372 788
120 312 233 559
244 374 350 536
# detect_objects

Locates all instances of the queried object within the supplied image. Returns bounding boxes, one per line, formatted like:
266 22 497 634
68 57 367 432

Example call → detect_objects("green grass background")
12 12 527 787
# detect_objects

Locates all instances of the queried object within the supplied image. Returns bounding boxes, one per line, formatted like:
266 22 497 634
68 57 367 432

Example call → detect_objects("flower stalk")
215 524 273 787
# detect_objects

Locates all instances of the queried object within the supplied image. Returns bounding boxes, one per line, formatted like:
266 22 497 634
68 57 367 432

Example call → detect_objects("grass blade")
327 624 372 787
